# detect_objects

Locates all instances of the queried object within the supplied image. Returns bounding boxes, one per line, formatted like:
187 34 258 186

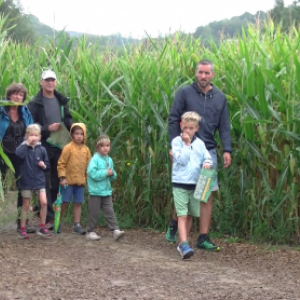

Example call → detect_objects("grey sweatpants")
87 195 119 232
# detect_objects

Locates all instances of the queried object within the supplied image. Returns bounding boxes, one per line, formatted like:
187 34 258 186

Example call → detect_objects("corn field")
1 14 300 243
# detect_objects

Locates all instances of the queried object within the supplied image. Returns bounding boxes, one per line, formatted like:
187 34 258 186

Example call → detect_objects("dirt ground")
1 191 300 300
1 224 300 300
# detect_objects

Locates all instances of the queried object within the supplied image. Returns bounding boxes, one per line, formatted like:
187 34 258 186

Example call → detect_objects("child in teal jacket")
86 135 125 241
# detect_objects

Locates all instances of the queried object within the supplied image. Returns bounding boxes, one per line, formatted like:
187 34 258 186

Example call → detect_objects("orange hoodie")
57 123 91 186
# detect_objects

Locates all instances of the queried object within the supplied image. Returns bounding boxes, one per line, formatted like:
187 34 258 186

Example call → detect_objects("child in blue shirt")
171 112 212 259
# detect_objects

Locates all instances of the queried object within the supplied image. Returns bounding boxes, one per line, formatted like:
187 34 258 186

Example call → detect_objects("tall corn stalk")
212 21 300 242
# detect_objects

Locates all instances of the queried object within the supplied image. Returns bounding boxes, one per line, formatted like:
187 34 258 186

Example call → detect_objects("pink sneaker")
18 230 29 239
37 227 53 237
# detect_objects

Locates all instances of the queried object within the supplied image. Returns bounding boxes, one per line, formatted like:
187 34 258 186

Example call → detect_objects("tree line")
1 0 300 47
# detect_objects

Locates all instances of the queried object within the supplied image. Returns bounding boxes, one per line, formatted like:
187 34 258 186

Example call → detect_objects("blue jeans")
61 185 85 203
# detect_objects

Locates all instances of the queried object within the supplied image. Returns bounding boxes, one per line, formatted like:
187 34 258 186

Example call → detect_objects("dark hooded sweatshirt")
15 142 50 190
168 82 232 153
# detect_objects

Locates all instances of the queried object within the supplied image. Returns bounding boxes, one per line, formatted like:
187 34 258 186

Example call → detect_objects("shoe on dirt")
17 220 36 234
196 236 220 251
18 230 29 239
17 226 36 234
45 220 54 230
177 242 194 259
26 225 36 234
86 232 100 241
37 227 53 237
72 224 85 235
166 221 178 244
113 229 125 241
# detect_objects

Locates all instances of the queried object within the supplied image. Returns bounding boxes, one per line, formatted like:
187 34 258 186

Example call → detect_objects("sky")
19 0 296 38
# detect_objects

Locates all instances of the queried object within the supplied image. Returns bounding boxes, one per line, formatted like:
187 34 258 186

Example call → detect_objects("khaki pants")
87 195 119 232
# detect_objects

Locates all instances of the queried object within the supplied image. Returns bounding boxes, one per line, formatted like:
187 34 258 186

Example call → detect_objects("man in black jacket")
28 70 73 226
166 59 232 251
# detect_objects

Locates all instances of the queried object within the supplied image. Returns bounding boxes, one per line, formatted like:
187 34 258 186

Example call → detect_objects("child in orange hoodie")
57 123 91 234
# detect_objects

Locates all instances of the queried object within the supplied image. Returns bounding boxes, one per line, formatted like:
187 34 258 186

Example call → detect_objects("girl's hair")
6 83 27 102
181 111 202 125
26 124 41 135
96 134 110 150
71 125 83 135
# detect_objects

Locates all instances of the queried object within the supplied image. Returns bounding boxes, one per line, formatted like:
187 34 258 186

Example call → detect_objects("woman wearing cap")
0 83 35 232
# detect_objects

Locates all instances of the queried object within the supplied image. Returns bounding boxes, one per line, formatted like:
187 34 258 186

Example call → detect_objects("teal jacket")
87 153 117 196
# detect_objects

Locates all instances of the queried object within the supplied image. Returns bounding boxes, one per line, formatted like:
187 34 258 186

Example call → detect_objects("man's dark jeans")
45 147 61 222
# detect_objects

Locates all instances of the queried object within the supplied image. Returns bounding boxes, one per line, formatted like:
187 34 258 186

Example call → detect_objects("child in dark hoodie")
16 124 52 239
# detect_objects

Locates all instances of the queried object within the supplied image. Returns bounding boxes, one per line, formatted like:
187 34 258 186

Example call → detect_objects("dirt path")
1 226 300 300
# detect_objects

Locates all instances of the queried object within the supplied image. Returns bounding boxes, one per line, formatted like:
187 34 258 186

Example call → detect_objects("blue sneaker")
72 224 85 235
177 242 194 259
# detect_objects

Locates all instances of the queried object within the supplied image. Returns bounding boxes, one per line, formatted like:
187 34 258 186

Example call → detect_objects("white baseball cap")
41 70 57 80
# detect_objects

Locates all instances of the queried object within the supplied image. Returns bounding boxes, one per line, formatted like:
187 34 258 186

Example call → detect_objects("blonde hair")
26 124 41 135
95 134 110 150
181 111 202 125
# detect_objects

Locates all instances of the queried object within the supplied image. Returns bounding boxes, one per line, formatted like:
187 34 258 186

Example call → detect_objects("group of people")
0 70 125 241
0 59 232 259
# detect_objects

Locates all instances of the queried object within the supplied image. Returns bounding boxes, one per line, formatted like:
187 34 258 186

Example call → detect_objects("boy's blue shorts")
61 185 85 204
